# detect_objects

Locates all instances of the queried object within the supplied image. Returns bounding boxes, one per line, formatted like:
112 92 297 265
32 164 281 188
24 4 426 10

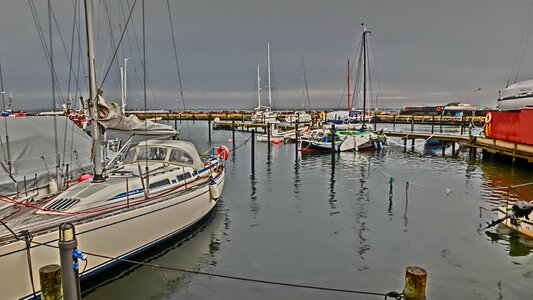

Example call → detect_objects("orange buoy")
217 145 229 160
273 138 280 144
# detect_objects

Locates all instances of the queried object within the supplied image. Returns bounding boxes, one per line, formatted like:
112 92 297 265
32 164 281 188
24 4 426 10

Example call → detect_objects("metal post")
393 114 396 128
174 118 177 129
331 124 336 154
251 129 255 172
58 223 81 300
452 142 456 156
440 115 443 133
39 264 62 300
410 116 414 132
431 116 435 134
179 113 182 123
374 112 377 130
403 266 427 300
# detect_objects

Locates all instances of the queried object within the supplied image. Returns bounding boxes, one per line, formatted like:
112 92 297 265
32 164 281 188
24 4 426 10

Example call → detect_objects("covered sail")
97 95 178 134
0 117 93 196
501 79 533 99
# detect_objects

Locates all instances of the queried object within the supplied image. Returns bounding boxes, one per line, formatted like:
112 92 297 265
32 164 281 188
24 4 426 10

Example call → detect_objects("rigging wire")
506 1 533 87
166 0 191 140
97 0 138 90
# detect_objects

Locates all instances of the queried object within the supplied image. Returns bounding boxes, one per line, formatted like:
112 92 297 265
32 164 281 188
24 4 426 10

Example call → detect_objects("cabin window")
169 149 194 165
137 147 168 161
124 148 136 162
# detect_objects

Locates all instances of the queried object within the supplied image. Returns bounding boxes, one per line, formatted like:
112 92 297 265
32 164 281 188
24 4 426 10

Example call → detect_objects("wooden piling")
39 264 62 300
403 266 427 300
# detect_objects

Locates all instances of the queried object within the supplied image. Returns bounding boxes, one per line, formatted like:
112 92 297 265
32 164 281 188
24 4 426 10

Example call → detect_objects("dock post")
403 266 427 300
174 118 177 129
331 124 336 154
267 122 271 152
295 119 299 155
208 117 212 142
410 116 414 132
452 142 456 156
251 129 255 172
403 138 407 149
441 143 446 156
374 112 377 130
58 223 81 300
440 115 443 133
431 116 435 134
393 114 396 128
39 264 62 300
179 113 182 123
232 120 236 148
460 115 465 135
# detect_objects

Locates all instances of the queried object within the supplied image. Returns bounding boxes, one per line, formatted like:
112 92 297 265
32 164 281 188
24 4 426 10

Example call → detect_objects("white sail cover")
0 117 93 196
97 96 177 134
501 79 533 99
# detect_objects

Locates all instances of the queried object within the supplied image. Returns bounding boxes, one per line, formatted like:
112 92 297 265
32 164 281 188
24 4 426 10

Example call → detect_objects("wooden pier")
383 131 533 162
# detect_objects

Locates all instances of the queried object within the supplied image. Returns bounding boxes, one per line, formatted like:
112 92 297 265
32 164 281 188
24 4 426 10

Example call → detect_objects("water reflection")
354 162 370 259
293 157 302 215
249 171 259 221
328 155 338 215
485 226 533 257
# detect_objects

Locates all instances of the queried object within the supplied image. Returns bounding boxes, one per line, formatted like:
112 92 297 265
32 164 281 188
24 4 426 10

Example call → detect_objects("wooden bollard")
39 264 62 300
403 266 427 300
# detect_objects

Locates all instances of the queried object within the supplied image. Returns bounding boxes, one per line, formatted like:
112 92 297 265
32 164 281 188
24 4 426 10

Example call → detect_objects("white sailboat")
252 42 278 124
0 1 226 298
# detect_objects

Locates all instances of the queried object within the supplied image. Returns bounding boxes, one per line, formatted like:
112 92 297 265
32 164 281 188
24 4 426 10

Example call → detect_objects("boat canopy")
501 79 533 99
129 140 204 169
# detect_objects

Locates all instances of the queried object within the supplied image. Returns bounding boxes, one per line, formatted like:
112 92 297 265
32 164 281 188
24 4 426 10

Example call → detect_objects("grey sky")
1 0 532 111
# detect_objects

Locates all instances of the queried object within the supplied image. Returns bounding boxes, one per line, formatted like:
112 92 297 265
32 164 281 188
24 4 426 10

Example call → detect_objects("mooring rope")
28 239 403 299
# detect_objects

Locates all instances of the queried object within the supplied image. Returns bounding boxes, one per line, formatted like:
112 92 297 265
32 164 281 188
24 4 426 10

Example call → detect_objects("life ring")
485 112 492 124
217 145 229 160
436 106 443 112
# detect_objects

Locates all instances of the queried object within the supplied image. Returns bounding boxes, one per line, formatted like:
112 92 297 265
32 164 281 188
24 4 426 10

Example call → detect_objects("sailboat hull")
0 173 225 300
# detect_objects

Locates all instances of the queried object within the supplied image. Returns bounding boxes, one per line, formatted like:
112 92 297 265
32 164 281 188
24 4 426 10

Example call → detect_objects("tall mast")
347 59 350 113
267 42 272 109
84 0 104 181
0 63 11 175
301 55 311 109
362 24 369 128
49 0 63 191
257 64 261 107
120 57 130 114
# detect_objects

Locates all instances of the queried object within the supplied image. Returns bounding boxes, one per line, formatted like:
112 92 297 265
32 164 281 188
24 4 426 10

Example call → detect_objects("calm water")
85 121 533 299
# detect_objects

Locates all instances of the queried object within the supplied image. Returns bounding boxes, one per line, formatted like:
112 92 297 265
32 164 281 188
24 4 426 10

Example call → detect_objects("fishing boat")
0 1 226 298
487 201 533 238
251 43 278 124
